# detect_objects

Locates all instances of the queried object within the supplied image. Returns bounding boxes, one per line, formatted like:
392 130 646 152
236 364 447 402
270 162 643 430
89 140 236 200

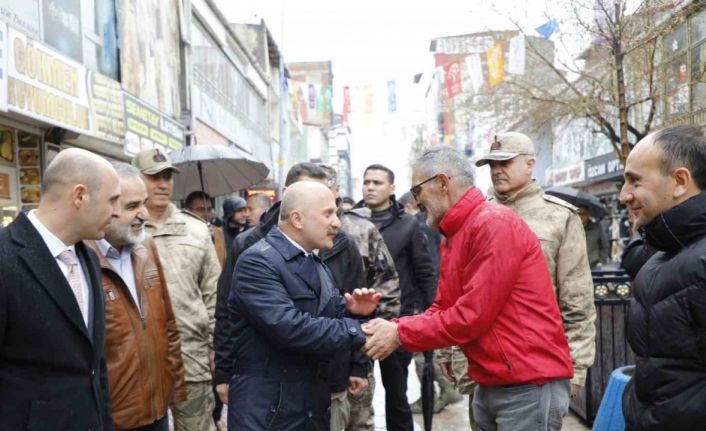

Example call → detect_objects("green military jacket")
341 207 401 319
489 181 596 386
145 203 221 383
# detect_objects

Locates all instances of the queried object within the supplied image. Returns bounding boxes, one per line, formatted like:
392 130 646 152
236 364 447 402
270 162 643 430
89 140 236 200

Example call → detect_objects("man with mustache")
227 181 380 430
214 163 370 430
436 132 596 426
133 148 221 431
85 162 186 430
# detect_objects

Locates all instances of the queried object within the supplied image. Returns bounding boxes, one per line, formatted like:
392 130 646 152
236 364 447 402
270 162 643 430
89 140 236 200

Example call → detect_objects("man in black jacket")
620 125 706 430
0 149 118 431
356 164 436 431
214 163 369 430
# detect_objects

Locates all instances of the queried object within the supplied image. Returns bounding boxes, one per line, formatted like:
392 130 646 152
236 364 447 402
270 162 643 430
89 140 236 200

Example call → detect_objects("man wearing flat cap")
439 132 596 426
133 148 222 431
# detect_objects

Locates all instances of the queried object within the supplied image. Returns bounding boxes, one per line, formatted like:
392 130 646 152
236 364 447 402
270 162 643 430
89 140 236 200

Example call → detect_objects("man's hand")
348 376 369 396
216 383 228 404
345 288 382 316
571 384 581 398
361 318 400 360
439 361 455 384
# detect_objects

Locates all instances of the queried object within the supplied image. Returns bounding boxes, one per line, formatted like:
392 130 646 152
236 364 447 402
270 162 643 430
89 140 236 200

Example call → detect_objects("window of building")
664 23 688 56
693 10 706 45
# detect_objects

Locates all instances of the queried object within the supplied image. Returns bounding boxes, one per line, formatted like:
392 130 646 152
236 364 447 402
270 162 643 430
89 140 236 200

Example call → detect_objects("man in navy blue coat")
227 181 380 430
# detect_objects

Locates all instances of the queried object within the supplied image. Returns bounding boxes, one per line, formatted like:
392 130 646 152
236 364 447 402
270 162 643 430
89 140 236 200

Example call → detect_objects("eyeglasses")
410 174 440 200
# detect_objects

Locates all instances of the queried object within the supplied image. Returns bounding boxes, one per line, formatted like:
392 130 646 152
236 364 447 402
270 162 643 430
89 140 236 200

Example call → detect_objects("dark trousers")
379 348 414 431
128 415 169 431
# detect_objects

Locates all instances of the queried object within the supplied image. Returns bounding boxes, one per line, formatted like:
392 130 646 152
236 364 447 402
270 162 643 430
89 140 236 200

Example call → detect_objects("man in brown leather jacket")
85 162 186 431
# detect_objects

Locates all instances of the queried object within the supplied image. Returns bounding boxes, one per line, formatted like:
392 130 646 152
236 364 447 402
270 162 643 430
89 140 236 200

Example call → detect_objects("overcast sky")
216 0 577 194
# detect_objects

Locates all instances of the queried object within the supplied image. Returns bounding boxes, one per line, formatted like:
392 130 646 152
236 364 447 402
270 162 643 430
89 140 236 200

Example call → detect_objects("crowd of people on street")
0 124 705 431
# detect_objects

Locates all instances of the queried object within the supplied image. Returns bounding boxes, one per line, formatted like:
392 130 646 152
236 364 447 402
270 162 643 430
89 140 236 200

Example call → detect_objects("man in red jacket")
363 146 574 431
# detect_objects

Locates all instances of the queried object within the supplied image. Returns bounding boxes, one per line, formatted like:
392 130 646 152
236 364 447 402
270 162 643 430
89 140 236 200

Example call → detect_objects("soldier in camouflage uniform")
319 164 400 431
134 149 221 431
439 132 596 428
340 206 400 431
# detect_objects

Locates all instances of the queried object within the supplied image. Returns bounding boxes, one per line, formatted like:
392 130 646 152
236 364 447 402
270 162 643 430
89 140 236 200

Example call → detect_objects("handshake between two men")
344 287 402 361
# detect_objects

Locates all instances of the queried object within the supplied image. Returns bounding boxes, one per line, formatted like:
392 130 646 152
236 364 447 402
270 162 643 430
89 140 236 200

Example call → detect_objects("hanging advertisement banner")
387 80 396 112
508 34 526 75
123 93 184 156
7 28 91 133
465 55 483 93
444 61 463 98
486 43 505 87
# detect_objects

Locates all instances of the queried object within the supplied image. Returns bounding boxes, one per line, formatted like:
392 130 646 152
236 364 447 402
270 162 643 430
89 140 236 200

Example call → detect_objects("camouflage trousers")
330 390 351 431
172 381 216 431
437 346 480 431
346 371 375 431
412 351 456 393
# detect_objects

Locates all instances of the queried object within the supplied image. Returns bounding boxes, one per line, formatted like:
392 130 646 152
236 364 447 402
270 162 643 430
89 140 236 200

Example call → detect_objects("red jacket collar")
439 187 485 237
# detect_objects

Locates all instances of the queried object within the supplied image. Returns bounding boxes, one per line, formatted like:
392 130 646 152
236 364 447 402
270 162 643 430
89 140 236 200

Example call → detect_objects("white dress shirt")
280 228 311 257
27 210 90 326
96 240 140 312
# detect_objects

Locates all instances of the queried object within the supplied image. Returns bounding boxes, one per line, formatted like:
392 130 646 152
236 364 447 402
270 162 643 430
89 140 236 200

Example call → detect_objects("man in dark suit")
0 148 121 431
227 181 380 430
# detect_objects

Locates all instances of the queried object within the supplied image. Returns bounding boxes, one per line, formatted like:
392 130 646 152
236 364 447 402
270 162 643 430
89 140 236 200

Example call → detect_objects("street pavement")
372 362 591 431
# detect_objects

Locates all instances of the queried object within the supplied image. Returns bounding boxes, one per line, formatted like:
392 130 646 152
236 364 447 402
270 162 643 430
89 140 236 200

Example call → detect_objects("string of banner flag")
287 19 559 119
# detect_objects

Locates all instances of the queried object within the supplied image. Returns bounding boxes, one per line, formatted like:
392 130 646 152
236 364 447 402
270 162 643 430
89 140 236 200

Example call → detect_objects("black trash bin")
570 270 635 424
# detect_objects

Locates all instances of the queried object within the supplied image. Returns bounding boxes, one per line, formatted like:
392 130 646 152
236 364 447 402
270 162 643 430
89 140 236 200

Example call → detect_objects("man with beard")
362 146 574 431
85 162 186 430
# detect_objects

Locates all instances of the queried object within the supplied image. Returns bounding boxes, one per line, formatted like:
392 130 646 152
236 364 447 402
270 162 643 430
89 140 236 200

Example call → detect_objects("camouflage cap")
475 132 535 167
131 148 181 175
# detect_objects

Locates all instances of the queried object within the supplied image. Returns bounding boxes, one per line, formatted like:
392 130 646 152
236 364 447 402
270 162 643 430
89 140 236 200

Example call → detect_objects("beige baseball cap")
131 148 181 175
475 132 536 167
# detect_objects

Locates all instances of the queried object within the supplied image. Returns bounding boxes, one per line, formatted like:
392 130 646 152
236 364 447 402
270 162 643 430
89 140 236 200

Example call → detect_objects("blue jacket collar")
266 226 309 261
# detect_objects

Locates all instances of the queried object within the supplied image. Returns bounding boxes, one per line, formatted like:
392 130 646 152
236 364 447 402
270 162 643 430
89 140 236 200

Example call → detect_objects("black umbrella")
544 186 607 219
169 145 269 200
421 350 435 431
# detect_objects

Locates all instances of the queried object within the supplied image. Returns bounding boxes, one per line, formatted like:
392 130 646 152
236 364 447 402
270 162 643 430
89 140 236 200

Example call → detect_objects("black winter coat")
355 197 436 314
623 192 706 430
0 213 114 431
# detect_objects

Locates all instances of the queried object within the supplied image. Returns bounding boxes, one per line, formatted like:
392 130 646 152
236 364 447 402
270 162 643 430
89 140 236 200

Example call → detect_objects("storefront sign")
551 162 585 186
88 71 124 143
7 28 90 133
585 152 624 182
123 93 184 156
